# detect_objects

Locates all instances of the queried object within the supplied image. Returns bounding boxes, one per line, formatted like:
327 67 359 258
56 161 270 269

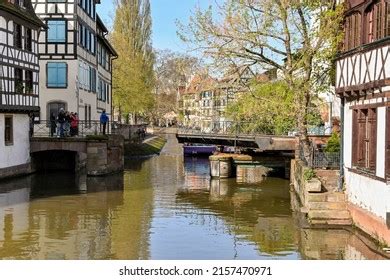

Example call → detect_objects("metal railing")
178 121 287 137
299 141 340 169
178 121 331 138
31 120 118 138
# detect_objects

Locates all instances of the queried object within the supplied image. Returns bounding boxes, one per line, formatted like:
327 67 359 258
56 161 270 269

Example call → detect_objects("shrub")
303 168 315 181
325 132 340 153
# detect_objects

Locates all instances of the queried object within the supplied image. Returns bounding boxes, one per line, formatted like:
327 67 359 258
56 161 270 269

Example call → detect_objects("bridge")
176 129 297 152
30 120 125 175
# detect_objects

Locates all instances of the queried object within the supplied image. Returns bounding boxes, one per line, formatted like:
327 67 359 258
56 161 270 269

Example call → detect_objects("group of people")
136 127 146 142
50 108 79 138
49 109 109 138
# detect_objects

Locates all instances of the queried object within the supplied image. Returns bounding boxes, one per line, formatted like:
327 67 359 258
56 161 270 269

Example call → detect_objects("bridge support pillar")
209 155 233 178
87 135 124 176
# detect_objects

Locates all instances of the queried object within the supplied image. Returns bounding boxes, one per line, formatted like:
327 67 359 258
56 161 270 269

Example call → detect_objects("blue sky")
97 0 218 53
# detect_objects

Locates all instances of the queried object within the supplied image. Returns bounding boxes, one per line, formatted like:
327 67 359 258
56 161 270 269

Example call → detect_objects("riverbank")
124 136 167 157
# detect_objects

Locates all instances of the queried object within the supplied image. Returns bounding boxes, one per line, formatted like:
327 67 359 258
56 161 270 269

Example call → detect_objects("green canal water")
0 136 386 260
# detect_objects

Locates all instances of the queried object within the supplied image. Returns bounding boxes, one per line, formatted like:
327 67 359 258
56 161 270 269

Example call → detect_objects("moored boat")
183 145 217 155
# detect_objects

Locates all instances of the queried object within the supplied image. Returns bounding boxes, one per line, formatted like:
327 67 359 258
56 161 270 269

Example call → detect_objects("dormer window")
364 0 390 44
344 12 361 51
385 2 390 37
343 1 390 52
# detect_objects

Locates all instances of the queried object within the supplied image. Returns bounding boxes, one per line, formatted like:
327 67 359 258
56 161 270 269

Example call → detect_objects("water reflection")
0 173 128 259
0 137 388 259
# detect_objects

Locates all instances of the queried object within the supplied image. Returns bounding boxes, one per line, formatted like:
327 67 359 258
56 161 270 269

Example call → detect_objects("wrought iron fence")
31 120 118 138
299 141 340 169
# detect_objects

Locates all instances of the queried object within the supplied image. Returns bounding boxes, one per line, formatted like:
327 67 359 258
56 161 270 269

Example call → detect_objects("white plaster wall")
376 107 386 178
344 104 353 168
336 45 390 88
344 104 389 220
345 171 390 220
0 114 30 169
38 59 79 120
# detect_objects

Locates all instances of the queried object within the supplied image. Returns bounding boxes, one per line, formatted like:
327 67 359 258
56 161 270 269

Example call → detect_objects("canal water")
0 135 386 260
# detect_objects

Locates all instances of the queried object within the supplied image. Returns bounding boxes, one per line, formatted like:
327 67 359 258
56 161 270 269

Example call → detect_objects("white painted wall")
38 59 78 120
344 104 353 168
376 107 386 178
343 103 390 221
336 46 390 89
0 114 31 169
345 171 390 220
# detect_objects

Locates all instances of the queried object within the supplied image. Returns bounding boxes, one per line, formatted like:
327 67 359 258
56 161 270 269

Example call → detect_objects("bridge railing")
178 121 331 138
31 120 121 138
178 121 288 137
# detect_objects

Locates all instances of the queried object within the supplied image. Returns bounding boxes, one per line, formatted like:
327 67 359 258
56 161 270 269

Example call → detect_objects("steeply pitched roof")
96 14 108 34
0 0 45 28
96 13 118 57
185 74 217 94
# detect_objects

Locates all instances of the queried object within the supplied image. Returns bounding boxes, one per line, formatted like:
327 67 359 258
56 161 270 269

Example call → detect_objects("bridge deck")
177 132 296 151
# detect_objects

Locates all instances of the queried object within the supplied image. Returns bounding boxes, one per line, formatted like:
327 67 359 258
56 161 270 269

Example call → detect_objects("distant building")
336 0 390 245
0 0 44 178
178 66 255 133
31 0 117 121
178 74 204 129
212 66 255 132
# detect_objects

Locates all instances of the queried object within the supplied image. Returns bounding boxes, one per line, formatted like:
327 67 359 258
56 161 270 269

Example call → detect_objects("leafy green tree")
153 50 202 124
178 0 344 157
111 0 155 123
227 81 295 135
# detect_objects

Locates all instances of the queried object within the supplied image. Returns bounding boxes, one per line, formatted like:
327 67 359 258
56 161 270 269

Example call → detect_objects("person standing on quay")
57 108 66 137
50 112 56 137
70 112 79 136
100 110 109 135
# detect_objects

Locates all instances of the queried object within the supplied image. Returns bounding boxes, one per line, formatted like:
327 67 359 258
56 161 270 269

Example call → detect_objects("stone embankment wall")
290 159 351 226
87 135 124 176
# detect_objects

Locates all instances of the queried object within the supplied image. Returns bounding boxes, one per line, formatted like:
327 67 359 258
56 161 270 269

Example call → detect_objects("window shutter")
369 108 377 171
386 107 390 177
357 110 367 167
352 110 359 166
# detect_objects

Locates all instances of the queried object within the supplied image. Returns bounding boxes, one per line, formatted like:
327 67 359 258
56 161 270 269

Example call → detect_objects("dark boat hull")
183 145 217 155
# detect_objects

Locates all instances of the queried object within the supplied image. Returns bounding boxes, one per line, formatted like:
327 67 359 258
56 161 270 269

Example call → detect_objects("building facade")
31 0 117 122
0 0 44 178
178 67 255 133
336 0 390 245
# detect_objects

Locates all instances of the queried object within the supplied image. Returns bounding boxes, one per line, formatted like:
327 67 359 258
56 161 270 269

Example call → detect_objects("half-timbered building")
0 0 44 178
96 15 117 116
31 0 116 121
336 0 390 244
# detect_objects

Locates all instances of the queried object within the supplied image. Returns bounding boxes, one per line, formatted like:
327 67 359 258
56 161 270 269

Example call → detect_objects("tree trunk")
298 88 312 164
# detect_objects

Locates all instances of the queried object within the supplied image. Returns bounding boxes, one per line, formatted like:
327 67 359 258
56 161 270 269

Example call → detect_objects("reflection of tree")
111 162 154 259
176 178 297 256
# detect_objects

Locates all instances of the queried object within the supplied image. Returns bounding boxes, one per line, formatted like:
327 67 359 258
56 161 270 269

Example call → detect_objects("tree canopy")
178 0 344 142
111 0 155 122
